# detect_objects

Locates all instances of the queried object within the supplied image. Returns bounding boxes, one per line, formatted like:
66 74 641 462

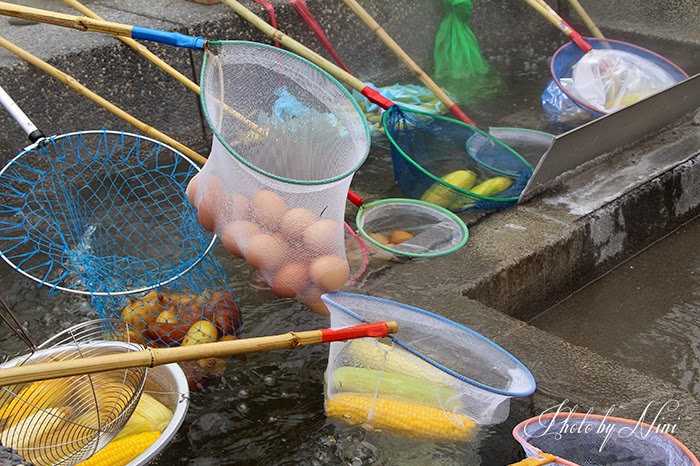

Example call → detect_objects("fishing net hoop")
355 198 469 258
381 105 533 204
200 40 371 186
0 130 217 297
551 37 689 117
322 292 536 397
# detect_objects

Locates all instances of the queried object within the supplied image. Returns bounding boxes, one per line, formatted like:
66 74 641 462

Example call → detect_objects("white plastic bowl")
127 363 190 466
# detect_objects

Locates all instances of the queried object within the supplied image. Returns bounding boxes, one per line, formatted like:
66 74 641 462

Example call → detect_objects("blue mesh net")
382 106 533 212
0 130 215 295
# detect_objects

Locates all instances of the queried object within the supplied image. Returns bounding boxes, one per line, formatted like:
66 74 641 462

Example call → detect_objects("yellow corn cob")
76 430 160 466
449 176 514 210
420 170 477 208
0 378 76 428
326 393 476 442
113 393 173 441
342 339 454 386
1 406 71 451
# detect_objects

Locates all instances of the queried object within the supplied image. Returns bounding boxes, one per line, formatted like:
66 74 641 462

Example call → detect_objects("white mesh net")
322 292 536 440
190 42 369 314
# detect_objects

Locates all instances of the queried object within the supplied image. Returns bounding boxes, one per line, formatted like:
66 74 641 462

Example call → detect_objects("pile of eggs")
187 175 350 315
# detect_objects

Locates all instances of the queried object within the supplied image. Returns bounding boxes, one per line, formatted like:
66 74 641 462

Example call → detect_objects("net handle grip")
522 0 593 53
0 83 45 143
0 2 206 50
0 322 398 386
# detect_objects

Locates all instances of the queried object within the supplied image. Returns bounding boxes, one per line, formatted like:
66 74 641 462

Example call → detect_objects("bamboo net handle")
0 35 207 165
566 0 604 39
0 321 398 386
521 0 592 52
220 0 367 93
51 0 261 136
0 1 133 36
340 0 474 125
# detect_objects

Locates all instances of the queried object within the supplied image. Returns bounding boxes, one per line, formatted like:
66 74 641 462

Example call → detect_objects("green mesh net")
433 0 504 103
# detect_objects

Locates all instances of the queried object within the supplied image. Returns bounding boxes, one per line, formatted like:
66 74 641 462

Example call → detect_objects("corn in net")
321 292 536 442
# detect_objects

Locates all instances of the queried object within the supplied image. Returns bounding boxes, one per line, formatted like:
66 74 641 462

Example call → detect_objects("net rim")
355 198 469 258
550 37 689 116
381 106 531 202
0 130 217 297
321 291 537 397
200 40 371 186
513 412 700 465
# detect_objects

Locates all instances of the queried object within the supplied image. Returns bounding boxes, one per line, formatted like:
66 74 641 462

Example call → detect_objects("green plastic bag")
434 0 503 103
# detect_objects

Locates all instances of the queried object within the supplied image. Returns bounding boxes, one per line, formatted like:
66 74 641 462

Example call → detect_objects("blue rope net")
0 130 214 295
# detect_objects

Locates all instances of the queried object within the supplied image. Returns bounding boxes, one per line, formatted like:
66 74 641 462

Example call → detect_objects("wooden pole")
340 0 474 125
567 0 604 39
0 321 398 385
0 35 208 165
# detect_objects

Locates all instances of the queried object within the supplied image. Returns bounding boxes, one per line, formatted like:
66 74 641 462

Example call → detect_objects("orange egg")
300 285 330 316
221 220 260 258
310 255 350 291
186 174 199 207
280 208 318 242
245 233 289 272
196 175 226 232
225 192 250 221
270 262 310 298
197 204 215 232
303 219 343 255
251 190 288 231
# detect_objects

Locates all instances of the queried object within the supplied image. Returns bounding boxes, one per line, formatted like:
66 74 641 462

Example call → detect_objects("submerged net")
322 292 536 440
192 41 369 314
91 253 242 348
514 413 700 465
550 38 688 116
0 130 214 295
383 106 533 212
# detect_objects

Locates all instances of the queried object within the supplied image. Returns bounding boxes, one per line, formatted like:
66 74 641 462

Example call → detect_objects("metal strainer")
0 318 146 466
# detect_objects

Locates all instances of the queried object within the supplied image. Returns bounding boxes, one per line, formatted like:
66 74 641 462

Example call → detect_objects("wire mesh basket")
0 130 216 296
321 292 536 440
0 319 147 466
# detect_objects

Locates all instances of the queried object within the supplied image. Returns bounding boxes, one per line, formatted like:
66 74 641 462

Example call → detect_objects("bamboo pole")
339 0 474 125
521 0 592 52
0 321 398 385
62 0 265 135
0 1 132 36
220 0 368 94
0 35 207 165
567 0 604 39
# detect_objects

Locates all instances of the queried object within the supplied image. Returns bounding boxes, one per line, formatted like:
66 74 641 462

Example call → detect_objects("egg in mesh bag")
188 42 369 314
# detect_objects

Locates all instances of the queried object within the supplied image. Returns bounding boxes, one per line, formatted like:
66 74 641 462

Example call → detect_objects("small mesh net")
0 130 214 295
514 413 700 466
322 292 536 438
91 253 242 347
383 106 533 212
551 38 687 116
356 199 468 258
192 41 369 313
